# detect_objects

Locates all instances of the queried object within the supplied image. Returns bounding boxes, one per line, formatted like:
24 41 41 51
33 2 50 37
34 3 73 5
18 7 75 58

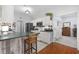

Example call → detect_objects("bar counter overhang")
0 32 39 54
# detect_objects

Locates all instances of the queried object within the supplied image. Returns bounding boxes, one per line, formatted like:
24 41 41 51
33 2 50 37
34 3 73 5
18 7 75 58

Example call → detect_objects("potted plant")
46 13 53 20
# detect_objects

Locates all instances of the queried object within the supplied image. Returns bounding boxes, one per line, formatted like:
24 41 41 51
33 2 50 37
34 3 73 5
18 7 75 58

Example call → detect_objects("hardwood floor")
38 42 77 54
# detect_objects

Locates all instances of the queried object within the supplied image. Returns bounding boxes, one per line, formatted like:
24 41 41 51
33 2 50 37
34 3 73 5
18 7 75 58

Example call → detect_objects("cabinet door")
37 32 51 44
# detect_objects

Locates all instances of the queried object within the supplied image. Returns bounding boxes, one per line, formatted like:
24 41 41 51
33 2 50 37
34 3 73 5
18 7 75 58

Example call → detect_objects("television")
37 22 43 27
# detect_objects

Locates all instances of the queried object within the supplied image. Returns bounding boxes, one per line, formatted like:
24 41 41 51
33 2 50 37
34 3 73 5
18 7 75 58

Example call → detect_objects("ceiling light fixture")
23 6 32 14
25 9 31 14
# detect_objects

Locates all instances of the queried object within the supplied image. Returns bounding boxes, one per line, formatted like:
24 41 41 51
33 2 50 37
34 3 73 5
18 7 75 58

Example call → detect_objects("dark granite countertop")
0 32 39 41
41 30 53 32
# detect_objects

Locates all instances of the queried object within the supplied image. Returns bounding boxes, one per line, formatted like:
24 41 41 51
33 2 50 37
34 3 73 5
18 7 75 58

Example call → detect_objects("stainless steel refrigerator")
25 23 33 32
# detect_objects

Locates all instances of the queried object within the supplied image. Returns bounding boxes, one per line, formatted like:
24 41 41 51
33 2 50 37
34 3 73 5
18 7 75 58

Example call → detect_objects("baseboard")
37 40 49 44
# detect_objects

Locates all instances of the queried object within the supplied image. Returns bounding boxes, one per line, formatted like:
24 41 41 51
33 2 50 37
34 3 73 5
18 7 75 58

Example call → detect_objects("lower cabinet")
37 32 53 44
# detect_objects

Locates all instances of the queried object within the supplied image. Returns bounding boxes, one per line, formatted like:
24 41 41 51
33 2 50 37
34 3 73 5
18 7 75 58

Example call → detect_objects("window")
1 26 9 31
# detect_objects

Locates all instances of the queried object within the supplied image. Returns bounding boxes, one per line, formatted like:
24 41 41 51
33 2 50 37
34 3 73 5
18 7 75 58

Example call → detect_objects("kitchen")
0 5 78 54
0 5 53 54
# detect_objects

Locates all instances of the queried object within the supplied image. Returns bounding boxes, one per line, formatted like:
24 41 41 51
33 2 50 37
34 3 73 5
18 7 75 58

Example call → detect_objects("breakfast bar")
0 32 39 54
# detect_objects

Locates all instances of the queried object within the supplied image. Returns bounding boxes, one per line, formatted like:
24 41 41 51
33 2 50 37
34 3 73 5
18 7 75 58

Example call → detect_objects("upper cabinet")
31 16 52 26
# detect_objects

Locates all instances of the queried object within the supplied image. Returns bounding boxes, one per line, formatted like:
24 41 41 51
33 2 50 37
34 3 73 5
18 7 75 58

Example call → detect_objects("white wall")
0 8 2 18
2 6 14 22
52 16 62 41
77 10 79 50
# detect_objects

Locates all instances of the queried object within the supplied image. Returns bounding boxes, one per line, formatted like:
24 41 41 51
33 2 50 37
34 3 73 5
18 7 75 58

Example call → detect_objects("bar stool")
24 34 37 54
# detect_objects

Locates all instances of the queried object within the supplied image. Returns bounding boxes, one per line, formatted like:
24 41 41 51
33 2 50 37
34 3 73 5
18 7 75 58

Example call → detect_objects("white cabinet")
37 32 53 44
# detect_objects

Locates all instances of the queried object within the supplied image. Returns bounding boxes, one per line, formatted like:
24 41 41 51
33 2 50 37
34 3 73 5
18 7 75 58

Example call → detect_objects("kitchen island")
0 32 39 54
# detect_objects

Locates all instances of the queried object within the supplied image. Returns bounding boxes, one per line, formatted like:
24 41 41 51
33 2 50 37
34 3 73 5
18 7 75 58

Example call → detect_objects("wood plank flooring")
38 42 77 54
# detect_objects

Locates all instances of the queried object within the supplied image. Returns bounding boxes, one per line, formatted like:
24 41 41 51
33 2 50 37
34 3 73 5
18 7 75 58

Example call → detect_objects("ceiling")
0 5 79 19
15 5 79 19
